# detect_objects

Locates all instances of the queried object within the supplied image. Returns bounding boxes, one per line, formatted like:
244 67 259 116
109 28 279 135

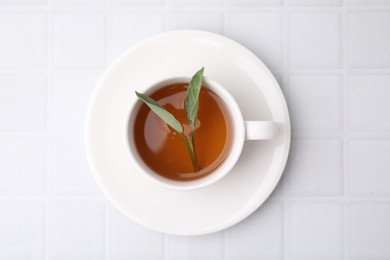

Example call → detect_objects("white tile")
54 13 106 69
50 72 99 132
227 201 283 259
349 75 390 133
49 200 105 259
110 13 164 60
0 13 46 69
0 74 46 132
286 140 342 196
0 136 45 195
290 0 341 5
289 12 341 69
349 0 390 5
110 0 163 5
290 203 343 260
229 0 283 6
348 12 390 68
170 0 223 6
51 0 105 6
107 205 164 260
272 71 284 89
49 136 100 195
349 140 390 196
288 75 342 133
166 232 224 260
269 174 285 198
170 12 223 34
52 0 104 5
228 12 283 69
0 0 46 4
350 203 390 259
0 201 44 259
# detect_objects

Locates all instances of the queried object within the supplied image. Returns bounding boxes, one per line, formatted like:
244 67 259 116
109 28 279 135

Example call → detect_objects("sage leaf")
185 67 204 128
135 91 183 133
134 67 204 172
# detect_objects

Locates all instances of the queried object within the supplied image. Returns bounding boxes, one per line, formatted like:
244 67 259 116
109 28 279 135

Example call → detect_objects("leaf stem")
179 133 198 172
189 126 197 171
136 68 204 174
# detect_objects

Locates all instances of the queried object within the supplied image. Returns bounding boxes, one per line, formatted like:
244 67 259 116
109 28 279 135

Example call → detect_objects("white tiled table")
0 0 389 259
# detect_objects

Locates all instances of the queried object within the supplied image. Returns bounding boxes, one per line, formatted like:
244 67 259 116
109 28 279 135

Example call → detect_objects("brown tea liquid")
133 83 232 181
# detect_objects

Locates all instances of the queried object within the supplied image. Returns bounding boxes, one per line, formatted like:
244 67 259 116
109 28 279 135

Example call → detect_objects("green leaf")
135 91 183 133
185 67 204 128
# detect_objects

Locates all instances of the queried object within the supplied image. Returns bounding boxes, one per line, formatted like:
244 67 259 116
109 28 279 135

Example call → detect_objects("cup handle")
245 121 277 140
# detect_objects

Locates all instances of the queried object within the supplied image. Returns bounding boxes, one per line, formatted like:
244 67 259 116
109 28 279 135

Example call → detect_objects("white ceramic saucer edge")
85 30 291 236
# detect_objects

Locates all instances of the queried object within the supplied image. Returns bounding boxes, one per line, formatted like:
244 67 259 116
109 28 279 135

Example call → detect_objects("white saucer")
85 30 291 236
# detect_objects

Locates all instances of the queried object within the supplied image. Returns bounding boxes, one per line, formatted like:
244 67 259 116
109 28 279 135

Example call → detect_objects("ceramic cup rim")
125 75 245 191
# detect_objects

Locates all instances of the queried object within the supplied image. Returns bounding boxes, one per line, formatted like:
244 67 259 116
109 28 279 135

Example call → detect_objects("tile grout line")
222 0 228 37
283 201 291 260
104 201 109 260
3 194 390 201
104 2 110 72
2 131 390 139
162 4 169 260
2 67 390 74
104 1 109 259
44 132 50 260
342 1 350 259
1 5 390 12
163 5 170 260
271 196 390 202
162 2 173 258
44 1 53 259
163 0 169 32
282 0 290 258
163 233 168 260
223 0 228 259
224 230 228 260
292 133 390 139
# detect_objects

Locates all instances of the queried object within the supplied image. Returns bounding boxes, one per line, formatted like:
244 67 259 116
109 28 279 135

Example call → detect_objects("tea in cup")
126 73 276 191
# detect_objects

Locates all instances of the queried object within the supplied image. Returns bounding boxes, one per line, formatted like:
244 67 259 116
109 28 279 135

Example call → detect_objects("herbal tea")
133 83 232 181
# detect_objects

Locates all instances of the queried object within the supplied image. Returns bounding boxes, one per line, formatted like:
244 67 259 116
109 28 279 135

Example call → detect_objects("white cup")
126 76 277 191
